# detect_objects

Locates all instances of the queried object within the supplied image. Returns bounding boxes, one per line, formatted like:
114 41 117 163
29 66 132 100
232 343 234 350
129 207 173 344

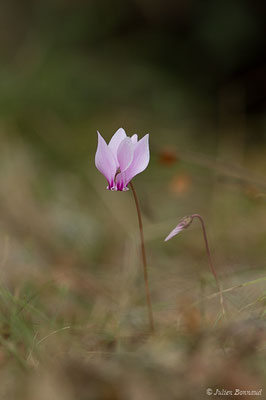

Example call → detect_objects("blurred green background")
0 0 265 150
0 0 265 267
0 1 265 399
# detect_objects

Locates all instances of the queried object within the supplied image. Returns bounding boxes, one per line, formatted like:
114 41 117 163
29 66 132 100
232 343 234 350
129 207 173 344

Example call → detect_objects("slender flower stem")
129 182 155 333
191 214 226 317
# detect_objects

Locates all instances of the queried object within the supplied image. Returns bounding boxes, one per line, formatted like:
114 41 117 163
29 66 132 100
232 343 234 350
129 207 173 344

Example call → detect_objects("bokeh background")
0 1 265 399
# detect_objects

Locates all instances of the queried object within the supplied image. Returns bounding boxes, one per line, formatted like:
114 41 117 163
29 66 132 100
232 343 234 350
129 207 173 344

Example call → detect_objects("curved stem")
191 214 226 318
129 182 154 333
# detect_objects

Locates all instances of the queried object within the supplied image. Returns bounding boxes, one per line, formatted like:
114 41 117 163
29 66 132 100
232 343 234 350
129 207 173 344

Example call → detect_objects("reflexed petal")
95 131 117 189
117 137 134 172
124 134 150 185
131 134 138 144
108 128 126 166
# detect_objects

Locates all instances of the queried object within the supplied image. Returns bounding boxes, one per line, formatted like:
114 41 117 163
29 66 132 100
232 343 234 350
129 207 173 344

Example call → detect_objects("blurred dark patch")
0 0 265 154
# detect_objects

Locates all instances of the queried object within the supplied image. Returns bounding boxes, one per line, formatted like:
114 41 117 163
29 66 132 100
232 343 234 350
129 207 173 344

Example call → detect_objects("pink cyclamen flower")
95 128 150 191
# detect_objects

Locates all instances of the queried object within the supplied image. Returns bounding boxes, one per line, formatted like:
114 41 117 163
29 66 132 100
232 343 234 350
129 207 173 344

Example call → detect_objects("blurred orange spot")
178 297 202 334
169 173 191 196
183 307 202 334
159 147 178 166
243 185 260 200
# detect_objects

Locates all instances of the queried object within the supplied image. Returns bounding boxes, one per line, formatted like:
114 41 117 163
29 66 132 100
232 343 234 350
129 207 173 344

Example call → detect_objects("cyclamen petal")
116 171 128 191
108 128 126 166
131 134 138 144
124 134 150 186
95 131 117 189
117 137 134 172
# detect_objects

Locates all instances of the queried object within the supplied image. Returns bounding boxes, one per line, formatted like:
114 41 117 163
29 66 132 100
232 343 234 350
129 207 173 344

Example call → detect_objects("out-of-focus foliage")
0 0 265 149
